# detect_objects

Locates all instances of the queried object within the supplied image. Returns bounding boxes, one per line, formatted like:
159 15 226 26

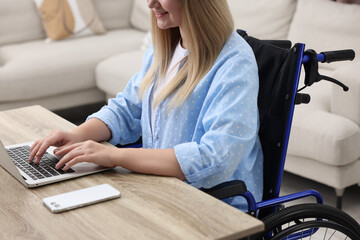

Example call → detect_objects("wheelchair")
201 30 360 239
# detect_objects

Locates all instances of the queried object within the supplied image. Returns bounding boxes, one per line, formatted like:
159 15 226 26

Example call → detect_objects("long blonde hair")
138 0 234 107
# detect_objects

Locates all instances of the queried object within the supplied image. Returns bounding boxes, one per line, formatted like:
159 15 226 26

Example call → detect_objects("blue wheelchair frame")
243 43 324 214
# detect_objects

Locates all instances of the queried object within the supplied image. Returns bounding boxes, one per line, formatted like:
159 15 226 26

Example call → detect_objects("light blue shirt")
88 31 263 210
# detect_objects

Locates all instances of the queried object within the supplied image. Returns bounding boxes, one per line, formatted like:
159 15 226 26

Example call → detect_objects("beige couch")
0 0 147 111
96 0 360 207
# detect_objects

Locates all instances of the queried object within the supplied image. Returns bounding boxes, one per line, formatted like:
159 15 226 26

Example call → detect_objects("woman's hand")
28 130 82 164
53 140 116 171
30 134 185 180
28 118 112 165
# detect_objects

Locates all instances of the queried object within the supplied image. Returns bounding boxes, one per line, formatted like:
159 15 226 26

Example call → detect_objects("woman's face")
147 0 182 29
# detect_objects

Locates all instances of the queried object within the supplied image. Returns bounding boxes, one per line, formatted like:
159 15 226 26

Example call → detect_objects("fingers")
29 140 52 164
28 140 41 162
54 141 112 170
53 142 81 156
30 139 111 170
28 130 67 163
61 156 85 171
55 143 90 170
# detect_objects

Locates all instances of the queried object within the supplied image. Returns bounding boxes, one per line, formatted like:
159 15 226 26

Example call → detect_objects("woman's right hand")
28 129 81 164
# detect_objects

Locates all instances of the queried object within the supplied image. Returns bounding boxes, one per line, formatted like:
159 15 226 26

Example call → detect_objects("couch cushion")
96 50 146 97
0 0 45 46
288 109 360 166
130 0 151 32
288 68 360 166
285 154 360 189
33 0 106 41
0 29 145 102
287 0 360 71
227 0 297 40
93 0 133 30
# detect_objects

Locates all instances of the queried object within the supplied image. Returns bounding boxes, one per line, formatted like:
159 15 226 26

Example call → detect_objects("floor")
280 171 360 223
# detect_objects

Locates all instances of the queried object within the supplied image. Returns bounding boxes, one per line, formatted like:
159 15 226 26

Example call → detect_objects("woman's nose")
147 0 160 8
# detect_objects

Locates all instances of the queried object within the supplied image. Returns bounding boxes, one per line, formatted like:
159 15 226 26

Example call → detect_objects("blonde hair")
138 0 234 107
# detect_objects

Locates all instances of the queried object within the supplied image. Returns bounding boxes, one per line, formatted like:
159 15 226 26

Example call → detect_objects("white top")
150 41 187 134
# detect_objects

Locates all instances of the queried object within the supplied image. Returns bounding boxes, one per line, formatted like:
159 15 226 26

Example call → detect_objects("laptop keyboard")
6 146 74 180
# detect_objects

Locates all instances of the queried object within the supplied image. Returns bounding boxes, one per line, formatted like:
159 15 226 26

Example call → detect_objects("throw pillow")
33 0 106 41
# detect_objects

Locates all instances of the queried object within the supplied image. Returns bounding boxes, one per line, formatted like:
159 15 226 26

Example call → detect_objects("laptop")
0 140 110 188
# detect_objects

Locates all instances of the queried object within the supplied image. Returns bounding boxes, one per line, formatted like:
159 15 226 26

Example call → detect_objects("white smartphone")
43 184 121 213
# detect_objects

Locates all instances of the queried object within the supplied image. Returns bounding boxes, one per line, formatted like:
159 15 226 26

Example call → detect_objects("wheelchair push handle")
301 48 355 93
319 49 355 63
302 49 355 64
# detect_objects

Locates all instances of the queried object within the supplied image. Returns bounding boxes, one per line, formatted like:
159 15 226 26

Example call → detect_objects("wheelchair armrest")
116 137 143 148
200 180 248 199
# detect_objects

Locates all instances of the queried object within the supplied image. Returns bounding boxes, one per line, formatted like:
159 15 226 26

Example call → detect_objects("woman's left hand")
54 140 116 171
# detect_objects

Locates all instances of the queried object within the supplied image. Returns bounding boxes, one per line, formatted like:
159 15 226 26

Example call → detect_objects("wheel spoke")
328 229 336 239
323 228 328 240
309 227 314 240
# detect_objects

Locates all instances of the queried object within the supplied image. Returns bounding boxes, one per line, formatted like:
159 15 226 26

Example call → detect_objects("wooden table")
0 105 264 240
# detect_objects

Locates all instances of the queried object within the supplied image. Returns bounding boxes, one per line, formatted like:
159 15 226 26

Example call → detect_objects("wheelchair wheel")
257 203 360 240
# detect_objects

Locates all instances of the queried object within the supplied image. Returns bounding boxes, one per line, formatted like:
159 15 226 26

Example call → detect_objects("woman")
29 0 263 210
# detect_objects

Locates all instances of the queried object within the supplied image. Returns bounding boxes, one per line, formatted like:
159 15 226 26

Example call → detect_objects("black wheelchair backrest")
237 30 301 206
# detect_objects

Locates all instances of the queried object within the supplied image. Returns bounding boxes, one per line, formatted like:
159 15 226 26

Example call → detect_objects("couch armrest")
331 61 360 126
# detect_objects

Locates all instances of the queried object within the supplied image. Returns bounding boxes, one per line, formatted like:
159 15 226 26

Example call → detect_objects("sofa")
0 0 148 111
95 0 360 207
0 0 359 207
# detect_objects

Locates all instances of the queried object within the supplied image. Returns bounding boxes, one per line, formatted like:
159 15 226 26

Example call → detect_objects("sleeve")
174 49 261 188
87 46 154 146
